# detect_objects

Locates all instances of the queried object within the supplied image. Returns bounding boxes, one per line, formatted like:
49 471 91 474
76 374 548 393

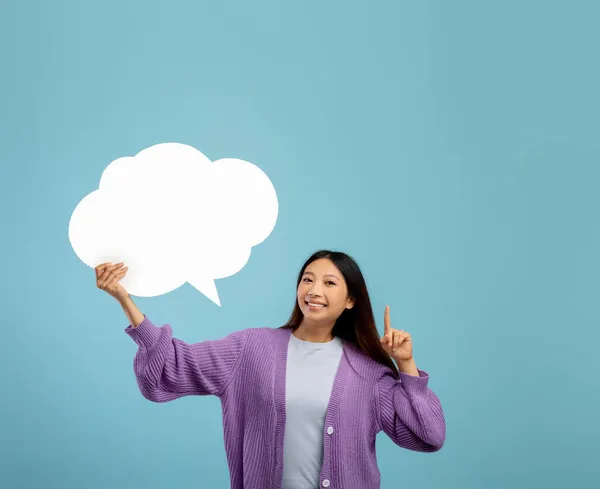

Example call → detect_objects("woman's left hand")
380 305 413 362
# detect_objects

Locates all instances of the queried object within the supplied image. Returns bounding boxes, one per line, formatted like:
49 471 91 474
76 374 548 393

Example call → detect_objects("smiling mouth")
306 301 327 308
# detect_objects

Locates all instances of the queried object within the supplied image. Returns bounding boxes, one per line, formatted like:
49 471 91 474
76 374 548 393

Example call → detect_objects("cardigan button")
327 426 334 435
322 480 330 487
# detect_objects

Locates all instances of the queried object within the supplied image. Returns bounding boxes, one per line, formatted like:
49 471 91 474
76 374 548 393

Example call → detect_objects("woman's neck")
293 321 335 343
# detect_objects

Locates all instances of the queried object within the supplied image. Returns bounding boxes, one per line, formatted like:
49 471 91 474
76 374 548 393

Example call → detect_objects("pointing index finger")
384 305 391 335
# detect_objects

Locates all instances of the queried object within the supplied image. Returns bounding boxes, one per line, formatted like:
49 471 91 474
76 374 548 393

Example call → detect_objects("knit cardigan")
125 315 446 489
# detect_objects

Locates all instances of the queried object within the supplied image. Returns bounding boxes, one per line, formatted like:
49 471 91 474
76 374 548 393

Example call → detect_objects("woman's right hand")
96 262 129 302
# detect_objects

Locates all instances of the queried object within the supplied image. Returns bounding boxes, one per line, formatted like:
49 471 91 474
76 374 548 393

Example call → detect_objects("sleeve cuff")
124 315 162 350
398 369 430 398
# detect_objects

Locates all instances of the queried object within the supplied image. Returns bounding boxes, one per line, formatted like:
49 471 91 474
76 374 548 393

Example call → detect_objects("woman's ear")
346 297 355 309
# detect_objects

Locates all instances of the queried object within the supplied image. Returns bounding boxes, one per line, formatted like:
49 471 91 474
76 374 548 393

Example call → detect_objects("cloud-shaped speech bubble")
69 142 278 306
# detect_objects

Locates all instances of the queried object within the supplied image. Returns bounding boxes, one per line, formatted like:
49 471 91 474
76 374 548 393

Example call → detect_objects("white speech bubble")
69 142 278 306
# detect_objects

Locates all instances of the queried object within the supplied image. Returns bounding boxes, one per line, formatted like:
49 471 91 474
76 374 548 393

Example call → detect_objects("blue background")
2 0 599 488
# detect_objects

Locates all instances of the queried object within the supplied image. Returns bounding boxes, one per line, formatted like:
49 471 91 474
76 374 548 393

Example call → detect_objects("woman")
96 250 446 489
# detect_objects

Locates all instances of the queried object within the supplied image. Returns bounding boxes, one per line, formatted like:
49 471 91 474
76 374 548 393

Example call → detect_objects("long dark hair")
279 250 399 379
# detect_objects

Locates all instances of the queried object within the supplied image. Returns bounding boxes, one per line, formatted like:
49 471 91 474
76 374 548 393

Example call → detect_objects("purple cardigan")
125 315 446 489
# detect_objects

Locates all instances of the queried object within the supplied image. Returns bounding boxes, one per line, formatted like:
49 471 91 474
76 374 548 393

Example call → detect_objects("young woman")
96 250 446 489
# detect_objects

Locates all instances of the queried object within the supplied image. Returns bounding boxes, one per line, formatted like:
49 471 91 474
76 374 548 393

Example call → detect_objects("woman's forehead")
304 260 342 279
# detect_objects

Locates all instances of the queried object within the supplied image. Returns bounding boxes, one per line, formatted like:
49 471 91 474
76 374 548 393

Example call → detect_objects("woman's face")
297 258 354 324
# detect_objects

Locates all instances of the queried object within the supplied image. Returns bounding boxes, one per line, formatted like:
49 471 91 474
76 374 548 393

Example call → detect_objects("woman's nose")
309 285 322 296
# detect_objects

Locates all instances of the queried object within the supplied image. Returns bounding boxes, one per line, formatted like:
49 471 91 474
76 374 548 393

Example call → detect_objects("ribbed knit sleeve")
375 368 446 452
124 315 248 402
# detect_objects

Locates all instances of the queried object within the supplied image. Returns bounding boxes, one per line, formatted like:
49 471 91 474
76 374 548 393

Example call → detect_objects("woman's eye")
302 278 335 285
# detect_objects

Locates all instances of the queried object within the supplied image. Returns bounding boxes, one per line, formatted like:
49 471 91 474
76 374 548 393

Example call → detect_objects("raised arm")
375 369 446 452
125 315 248 402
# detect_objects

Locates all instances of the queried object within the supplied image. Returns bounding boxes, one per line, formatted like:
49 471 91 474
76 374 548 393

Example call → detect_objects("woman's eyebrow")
303 271 340 280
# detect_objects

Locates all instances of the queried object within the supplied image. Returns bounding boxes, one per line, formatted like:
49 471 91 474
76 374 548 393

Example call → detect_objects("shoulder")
242 326 288 339
235 326 289 350
343 341 394 383
229 327 289 368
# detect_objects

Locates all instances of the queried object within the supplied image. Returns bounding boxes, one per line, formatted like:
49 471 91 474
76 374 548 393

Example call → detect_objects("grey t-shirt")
282 332 344 489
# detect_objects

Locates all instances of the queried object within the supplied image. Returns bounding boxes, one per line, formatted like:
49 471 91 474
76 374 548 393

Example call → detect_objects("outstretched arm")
125 315 248 402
